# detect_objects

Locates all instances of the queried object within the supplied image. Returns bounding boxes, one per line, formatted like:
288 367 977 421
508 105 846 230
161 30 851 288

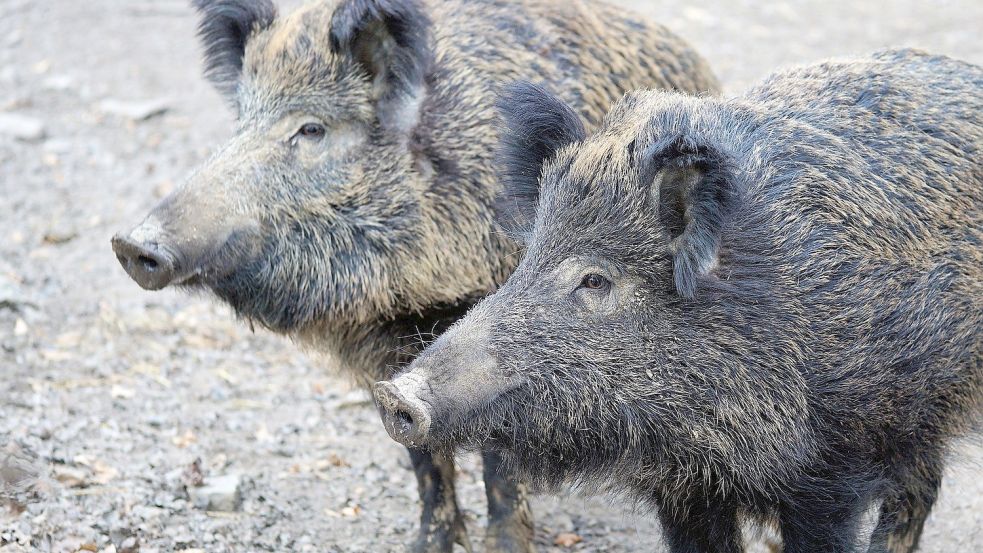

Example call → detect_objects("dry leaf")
56 458 118 488
182 334 218 349
54 331 82 348
215 368 237 385
554 532 582 548
172 430 197 448
131 362 171 387
40 349 74 362
327 453 350 468
42 228 78 245
90 461 118 485
53 466 88 488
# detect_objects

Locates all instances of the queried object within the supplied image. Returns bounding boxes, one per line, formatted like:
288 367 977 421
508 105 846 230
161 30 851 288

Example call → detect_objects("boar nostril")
395 410 414 431
137 255 159 272
373 381 432 445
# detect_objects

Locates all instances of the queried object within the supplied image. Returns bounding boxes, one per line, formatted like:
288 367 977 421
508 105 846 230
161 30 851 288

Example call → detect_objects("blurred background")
1 1 981 552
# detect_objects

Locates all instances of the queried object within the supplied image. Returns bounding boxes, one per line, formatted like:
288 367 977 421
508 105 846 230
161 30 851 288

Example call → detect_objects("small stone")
97 98 169 121
5 30 22 48
30 60 51 75
0 112 44 140
189 474 242 512
118 536 139 553
110 385 135 399
41 74 73 91
43 138 73 154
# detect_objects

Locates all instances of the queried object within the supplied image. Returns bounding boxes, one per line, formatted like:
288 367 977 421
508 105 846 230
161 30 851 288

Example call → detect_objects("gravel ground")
1 1 981 552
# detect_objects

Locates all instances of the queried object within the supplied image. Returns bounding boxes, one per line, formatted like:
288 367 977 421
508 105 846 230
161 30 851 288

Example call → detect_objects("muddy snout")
374 376 434 448
111 220 181 290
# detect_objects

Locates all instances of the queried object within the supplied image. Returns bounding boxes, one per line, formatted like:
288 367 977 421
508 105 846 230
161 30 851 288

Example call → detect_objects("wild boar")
110 0 720 551
376 49 983 553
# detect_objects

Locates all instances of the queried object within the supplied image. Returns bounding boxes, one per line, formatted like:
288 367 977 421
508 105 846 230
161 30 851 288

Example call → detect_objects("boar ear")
192 0 277 100
642 137 736 299
329 0 432 133
494 82 587 240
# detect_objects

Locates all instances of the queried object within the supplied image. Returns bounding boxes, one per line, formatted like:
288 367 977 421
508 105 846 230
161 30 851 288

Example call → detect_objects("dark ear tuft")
494 82 587 239
642 137 736 298
192 0 277 100
329 0 432 129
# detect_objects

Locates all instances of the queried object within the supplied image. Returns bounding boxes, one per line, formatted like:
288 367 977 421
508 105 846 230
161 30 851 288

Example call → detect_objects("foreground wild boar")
110 0 719 550
376 49 983 553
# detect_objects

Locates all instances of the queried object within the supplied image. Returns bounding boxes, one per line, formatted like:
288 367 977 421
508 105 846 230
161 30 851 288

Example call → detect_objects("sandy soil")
1 1 981 552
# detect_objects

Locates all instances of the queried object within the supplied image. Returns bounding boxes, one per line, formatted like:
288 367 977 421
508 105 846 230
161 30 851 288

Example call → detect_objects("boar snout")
112 219 183 291
375 375 433 447
375 310 528 449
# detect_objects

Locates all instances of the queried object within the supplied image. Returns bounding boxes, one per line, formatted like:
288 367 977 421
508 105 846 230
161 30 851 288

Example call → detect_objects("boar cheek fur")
444 50 983 548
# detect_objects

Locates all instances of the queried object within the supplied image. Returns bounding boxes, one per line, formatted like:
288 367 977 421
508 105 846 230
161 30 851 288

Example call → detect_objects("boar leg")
867 459 942 553
657 497 742 553
482 449 536 552
408 449 472 553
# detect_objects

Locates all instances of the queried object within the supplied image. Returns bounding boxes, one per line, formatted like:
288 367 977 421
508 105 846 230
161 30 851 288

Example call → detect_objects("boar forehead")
526 92 738 274
526 143 659 273
238 3 373 122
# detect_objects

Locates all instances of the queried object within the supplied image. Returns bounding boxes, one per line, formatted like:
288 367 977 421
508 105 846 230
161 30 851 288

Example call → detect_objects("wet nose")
374 381 433 448
111 228 177 291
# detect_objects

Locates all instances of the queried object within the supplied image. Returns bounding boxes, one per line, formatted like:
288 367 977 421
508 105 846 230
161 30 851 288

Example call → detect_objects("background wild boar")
109 0 719 551
376 49 983 553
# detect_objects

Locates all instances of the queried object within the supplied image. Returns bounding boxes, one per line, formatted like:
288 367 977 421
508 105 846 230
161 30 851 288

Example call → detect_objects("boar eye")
296 122 326 139
579 273 611 291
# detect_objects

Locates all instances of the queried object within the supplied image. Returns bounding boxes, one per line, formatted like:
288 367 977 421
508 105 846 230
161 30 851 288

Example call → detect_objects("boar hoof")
411 510 472 553
484 508 536 553
484 529 536 553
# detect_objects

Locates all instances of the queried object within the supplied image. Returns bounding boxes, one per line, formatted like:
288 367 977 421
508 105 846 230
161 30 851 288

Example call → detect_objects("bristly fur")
398 49 983 553
495 82 587 241
192 0 277 100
